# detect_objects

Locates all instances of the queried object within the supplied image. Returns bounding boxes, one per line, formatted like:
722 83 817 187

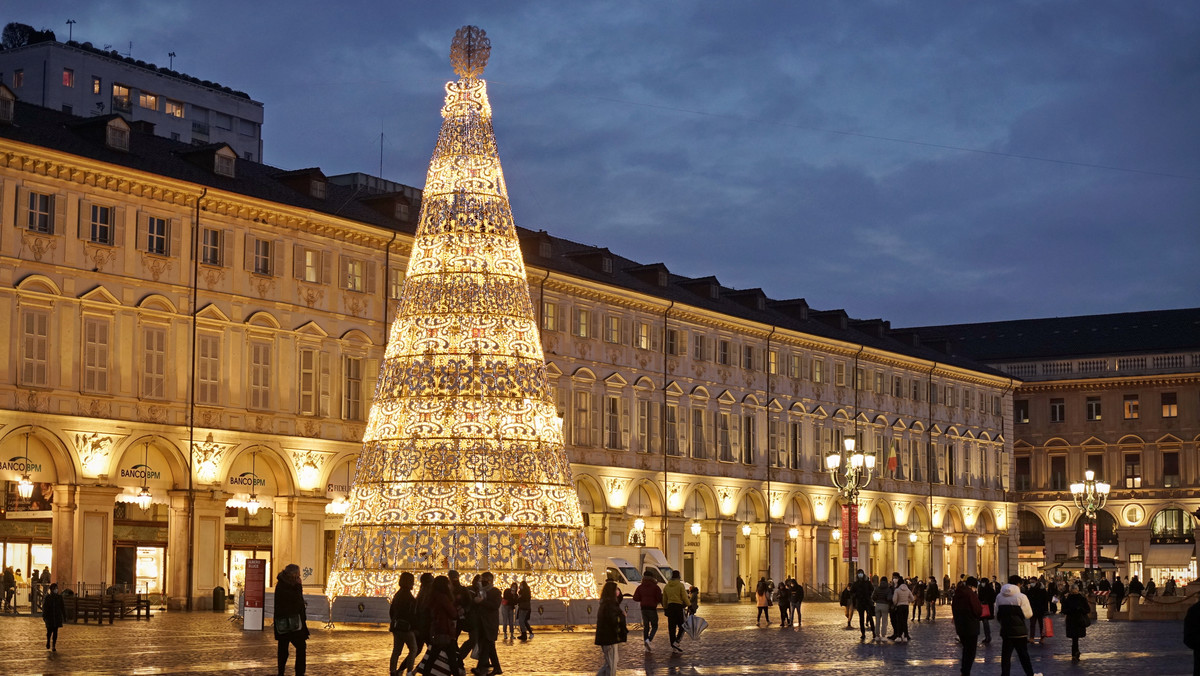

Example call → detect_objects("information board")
243 558 266 631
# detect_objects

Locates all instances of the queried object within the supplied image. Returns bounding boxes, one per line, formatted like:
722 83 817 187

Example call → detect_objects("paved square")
0 601 1192 674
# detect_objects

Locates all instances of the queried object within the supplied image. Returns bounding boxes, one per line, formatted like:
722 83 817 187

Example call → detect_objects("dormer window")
539 241 552 258
601 257 613 274
214 152 235 178
310 179 326 200
105 120 130 151
657 271 668 287
396 203 410 220
0 86 13 124
710 285 719 299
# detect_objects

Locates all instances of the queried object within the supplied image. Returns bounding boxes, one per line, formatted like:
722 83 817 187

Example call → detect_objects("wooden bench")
64 595 116 624
110 593 153 620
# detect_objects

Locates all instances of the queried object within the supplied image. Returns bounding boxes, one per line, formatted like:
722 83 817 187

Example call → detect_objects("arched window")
1019 511 1045 546
1151 508 1195 544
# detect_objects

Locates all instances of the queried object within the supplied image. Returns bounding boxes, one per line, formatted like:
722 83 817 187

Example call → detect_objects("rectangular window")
636 400 651 452
834 362 846 386
666 329 680 356
201 228 222 265
945 444 956 486
812 359 824 384
249 342 272 410
1015 456 1031 491
664 404 679 456
742 345 755 370
1162 392 1178 418
893 375 903 397
82 317 110 393
572 308 590 338
634 322 649 349
1049 455 1067 491
165 99 184 118
345 258 364 291
874 371 884 394
788 422 802 469
112 84 131 111
146 216 168 255
718 340 731 365
1086 453 1104 479
388 268 405 300
573 390 593 447
299 348 318 416
62 68 75 88
768 419 783 467
1086 396 1102 421
1015 399 1030 424
603 395 621 450
741 414 755 464
138 91 159 110
717 412 732 461
26 191 54 233
342 356 363 420
20 310 50 387
197 334 220 405
142 327 166 399
214 112 232 130
298 248 323 283
912 380 921 401
1124 453 1141 489
92 76 102 94
768 350 777 375
89 204 113 244
693 334 707 361
789 354 802 379
605 316 621 344
854 366 864 390
1163 451 1180 488
1123 394 1139 420
910 439 924 482
1049 398 1065 423
691 408 706 459
253 238 272 275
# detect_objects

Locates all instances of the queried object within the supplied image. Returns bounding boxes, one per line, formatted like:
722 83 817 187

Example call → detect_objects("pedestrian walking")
389 572 418 676
951 576 982 676
852 570 875 639
736 574 745 600
2 567 14 613
1062 582 1091 662
913 578 925 622
890 574 912 641
873 577 892 642
470 571 502 676
995 575 1039 676
633 571 662 648
517 580 533 640
839 583 853 628
414 573 435 654
687 586 699 617
925 576 940 621
776 580 791 627
502 582 518 640
1110 575 1126 611
42 582 65 651
663 570 687 652
790 580 805 627
1026 581 1048 643
756 578 771 625
594 581 627 676
978 577 996 645
421 576 464 676
273 563 309 676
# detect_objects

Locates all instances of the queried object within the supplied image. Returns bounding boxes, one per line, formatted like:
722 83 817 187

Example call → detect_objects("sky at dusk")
14 1 1200 326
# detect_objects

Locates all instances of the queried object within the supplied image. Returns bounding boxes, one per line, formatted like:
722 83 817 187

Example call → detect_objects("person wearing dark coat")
1185 595 1200 676
389 572 418 676
1062 583 1091 662
1145 579 1157 598
1128 575 1144 598
951 577 983 676
42 583 66 651
1025 582 1049 642
851 570 876 640
423 576 463 676
516 580 533 641
414 572 435 653
839 583 853 628
501 582 518 640
471 572 503 676
273 563 309 676
925 576 941 621
595 581 627 676
978 578 997 645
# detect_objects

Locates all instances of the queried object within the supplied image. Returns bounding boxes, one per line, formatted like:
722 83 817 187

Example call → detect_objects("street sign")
243 558 265 631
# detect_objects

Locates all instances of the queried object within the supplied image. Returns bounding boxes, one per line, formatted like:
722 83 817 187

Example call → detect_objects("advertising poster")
243 558 265 631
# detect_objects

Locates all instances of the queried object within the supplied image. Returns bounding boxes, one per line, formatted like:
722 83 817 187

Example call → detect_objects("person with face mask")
851 569 876 640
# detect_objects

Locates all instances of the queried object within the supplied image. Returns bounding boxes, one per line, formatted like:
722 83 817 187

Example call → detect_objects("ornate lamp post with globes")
1070 469 1110 580
826 436 876 592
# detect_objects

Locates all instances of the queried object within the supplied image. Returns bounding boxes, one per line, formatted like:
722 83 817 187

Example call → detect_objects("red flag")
886 441 898 475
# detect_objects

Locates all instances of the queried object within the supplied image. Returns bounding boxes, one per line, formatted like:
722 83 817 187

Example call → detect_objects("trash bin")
212 586 226 612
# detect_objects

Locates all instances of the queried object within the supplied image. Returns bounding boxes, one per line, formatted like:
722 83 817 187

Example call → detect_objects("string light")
326 26 593 601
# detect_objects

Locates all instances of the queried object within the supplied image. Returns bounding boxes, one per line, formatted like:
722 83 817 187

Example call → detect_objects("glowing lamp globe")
135 486 153 510
17 475 34 500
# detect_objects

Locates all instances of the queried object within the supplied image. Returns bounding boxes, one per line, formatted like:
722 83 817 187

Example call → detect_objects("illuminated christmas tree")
326 26 595 601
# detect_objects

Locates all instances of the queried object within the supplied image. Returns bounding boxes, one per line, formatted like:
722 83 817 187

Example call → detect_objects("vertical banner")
841 504 852 561
1082 521 1095 569
850 510 860 563
243 558 266 631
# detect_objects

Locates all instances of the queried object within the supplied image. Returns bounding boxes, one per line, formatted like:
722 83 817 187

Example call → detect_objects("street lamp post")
826 436 876 593
1070 469 1110 580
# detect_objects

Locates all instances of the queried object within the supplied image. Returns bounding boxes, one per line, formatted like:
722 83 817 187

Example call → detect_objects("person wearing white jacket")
994 575 1041 676
889 575 913 641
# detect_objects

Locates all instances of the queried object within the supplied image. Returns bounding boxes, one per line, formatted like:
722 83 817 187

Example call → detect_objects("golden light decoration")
690 521 702 536
326 27 594 601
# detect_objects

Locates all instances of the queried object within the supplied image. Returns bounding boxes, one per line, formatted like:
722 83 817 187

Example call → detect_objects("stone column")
191 490 229 610
768 522 786 582
931 535 945 580
51 484 77 587
73 484 122 588
966 538 978 577
663 515 686 572
166 489 192 609
273 496 330 588
716 519 738 601
798 525 816 586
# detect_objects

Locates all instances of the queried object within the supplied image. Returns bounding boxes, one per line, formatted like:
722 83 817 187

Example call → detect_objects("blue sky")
15 1 1200 325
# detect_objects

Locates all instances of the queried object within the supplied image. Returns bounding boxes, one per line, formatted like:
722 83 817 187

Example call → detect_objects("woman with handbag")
595 580 627 676
273 564 309 676
1062 582 1091 662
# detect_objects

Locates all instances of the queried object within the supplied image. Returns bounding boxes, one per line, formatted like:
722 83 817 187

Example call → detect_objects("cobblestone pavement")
0 601 1192 675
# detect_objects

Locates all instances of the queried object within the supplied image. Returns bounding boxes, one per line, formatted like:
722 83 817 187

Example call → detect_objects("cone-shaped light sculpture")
326 26 595 600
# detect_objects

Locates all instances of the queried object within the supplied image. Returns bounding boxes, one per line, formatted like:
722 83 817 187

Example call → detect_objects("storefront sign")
243 558 266 631
4 481 54 517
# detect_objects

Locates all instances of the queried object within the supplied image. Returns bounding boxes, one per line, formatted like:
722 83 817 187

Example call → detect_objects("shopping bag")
418 649 456 676
980 604 991 619
1042 616 1054 638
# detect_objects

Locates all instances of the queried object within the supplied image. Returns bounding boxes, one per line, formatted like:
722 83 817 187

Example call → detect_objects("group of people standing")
2 565 52 613
840 570 916 642
750 577 805 627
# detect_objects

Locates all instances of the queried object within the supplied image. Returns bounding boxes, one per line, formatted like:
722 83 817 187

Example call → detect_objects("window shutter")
339 255 350 289
363 358 379 411
50 194 66 235
623 320 632 346
168 218 181 257
556 384 570 442
272 239 284 277
318 351 331 417
77 200 90 239
216 228 229 267
364 261 377 294
135 212 146 251
321 251 332 284
15 186 29 230
589 392 601 447
112 207 125 248
677 408 687 451
730 413 741 458
243 233 255 270
340 356 350 420
293 244 305 278
651 327 662 353
620 396 631 450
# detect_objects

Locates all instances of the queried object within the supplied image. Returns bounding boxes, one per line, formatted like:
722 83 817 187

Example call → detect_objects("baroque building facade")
0 90 1016 607
909 310 1200 585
